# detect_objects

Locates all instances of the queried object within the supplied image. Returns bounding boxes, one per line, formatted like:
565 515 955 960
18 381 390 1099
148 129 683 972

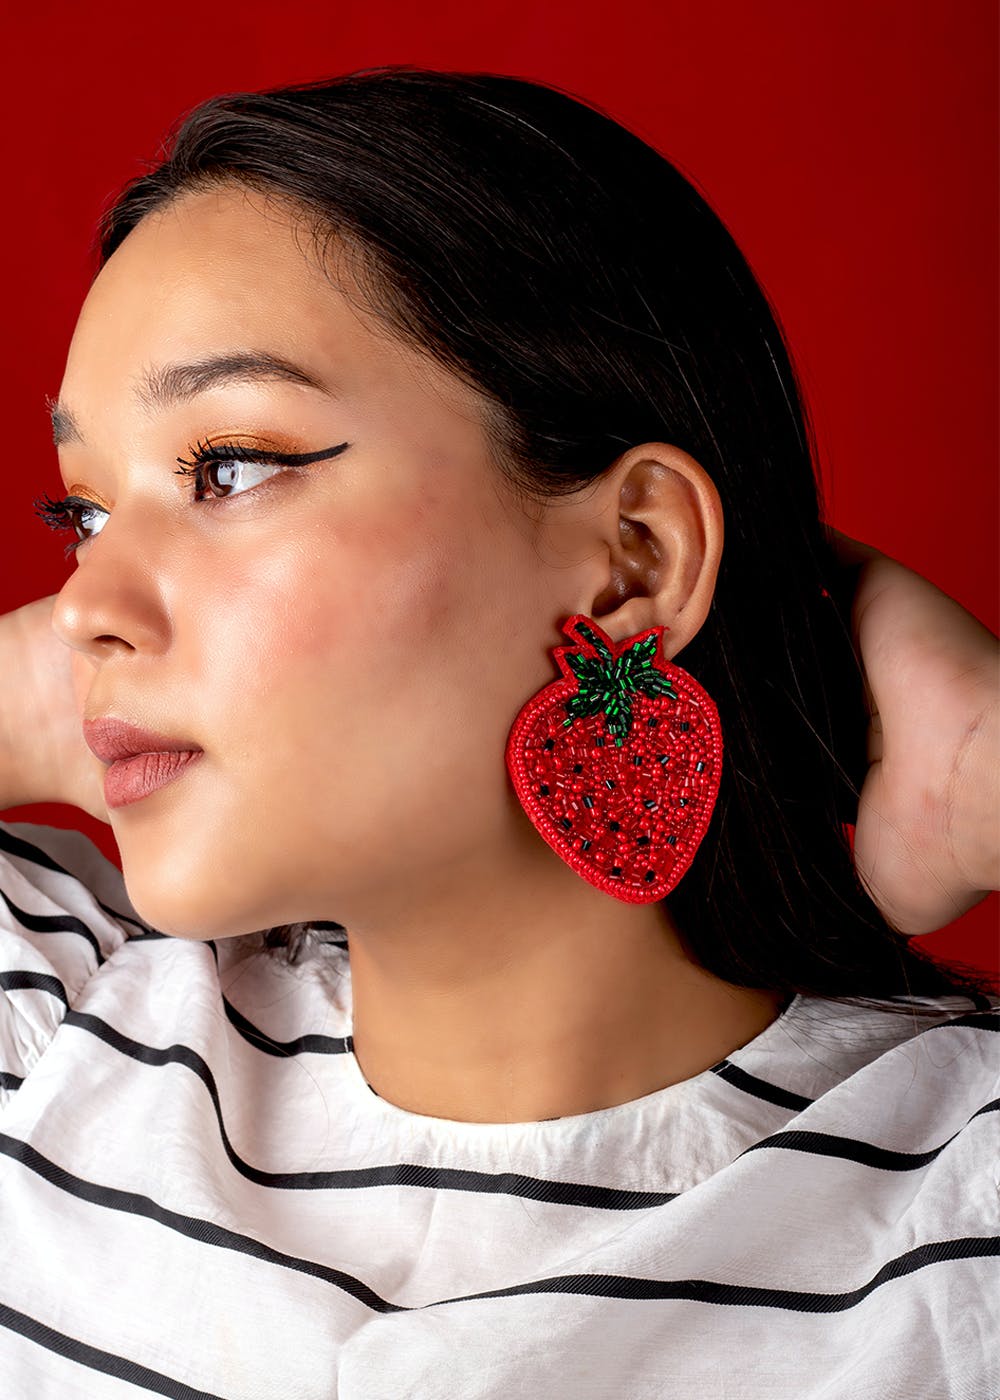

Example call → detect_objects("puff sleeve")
0 820 148 1113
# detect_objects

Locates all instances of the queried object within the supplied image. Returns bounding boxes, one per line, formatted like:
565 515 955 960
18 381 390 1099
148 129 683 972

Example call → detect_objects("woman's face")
50 184 610 940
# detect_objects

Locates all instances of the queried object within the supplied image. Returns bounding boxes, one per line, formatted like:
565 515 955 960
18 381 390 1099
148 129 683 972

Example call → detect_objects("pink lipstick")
102 750 204 809
82 716 205 810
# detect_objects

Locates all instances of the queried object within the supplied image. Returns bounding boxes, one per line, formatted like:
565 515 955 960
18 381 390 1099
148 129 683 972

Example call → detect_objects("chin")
121 878 253 943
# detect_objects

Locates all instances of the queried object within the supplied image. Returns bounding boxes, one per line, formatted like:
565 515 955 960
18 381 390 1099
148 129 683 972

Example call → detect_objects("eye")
175 438 352 505
174 451 286 503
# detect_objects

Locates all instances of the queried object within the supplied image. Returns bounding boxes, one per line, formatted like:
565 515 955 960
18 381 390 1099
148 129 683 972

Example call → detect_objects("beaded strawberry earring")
505 614 723 903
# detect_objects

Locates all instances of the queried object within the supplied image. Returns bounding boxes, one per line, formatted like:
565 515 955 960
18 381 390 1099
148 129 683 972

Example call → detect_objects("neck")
344 835 787 1124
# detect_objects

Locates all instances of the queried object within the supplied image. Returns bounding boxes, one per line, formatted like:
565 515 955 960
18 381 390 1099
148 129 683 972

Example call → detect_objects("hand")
5 595 111 825
828 527 1000 934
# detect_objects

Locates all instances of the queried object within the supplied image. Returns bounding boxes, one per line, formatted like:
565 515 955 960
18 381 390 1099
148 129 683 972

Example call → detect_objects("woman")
0 65 996 1398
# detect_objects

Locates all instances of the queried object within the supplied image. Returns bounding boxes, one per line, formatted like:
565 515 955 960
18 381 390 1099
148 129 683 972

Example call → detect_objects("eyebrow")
46 350 332 448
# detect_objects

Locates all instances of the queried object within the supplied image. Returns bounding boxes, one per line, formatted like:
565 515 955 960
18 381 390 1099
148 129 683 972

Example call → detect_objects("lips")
82 716 204 765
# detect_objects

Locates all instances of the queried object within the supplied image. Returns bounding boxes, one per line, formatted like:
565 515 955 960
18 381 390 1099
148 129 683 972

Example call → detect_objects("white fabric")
0 817 997 1400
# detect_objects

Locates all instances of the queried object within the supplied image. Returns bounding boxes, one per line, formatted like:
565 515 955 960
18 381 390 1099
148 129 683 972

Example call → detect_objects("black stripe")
0 970 72 1055
0 825 82 876
0 972 70 1090
0 886 107 964
221 996 353 1057
0 1132 404 1314
0 1297 229 1399
713 1005 999 1115
968 991 997 1012
116 927 172 942
0 824 152 939
103 939 348 1058
738 1098 1000 1171
0 969 69 1005
428 1234 1000 1311
709 1059 815 1111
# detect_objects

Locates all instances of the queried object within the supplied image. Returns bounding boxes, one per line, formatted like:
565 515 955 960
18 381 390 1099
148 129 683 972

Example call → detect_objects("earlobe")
585 444 724 657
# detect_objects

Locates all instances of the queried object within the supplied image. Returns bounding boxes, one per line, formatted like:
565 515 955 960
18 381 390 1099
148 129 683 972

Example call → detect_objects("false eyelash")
33 492 104 559
173 437 351 475
172 436 297 481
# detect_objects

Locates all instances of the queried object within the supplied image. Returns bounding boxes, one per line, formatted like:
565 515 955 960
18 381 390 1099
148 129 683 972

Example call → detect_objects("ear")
578 443 724 660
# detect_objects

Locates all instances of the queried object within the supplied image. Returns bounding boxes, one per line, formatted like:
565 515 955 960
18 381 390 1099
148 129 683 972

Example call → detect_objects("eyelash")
33 437 349 559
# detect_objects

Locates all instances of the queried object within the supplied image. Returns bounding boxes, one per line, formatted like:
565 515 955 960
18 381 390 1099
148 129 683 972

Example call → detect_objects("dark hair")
93 65 996 1016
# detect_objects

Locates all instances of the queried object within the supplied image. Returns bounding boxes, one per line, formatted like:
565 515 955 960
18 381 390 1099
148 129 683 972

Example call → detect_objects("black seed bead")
643 799 658 810
605 779 616 790
583 795 594 809
611 866 622 876
581 839 592 852
632 755 643 766
647 717 659 727
695 761 705 773
539 785 549 796
657 754 668 765
680 722 690 732
596 737 605 747
560 817 572 830
644 870 656 882
608 820 620 831
679 798 687 807
543 738 555 751
667 835 677 846
637 835 650 847
573 763 583 773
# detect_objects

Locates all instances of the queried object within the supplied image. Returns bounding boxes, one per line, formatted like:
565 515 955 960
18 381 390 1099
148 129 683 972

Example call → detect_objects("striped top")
0 818 997 1400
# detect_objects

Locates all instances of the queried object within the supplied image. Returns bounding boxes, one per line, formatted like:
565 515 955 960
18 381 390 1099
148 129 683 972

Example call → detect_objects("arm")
827 526 1000 934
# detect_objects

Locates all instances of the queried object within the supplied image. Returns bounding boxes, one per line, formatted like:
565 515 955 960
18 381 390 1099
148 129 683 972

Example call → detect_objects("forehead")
104 182 331 279
68 185 358 357
55 183 490 448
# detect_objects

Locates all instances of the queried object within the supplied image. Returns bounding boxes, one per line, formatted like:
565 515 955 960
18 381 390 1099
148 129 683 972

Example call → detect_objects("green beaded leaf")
561 627 678 743
640 672 679 699
565 652 609 690
627 634 658 666
563 692 604 723
602 691 632 745
573 621 614 664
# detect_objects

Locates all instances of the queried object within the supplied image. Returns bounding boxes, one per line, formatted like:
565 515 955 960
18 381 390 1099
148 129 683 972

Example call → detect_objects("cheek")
193 512 463 747
194 487 539 807
278 501 474 678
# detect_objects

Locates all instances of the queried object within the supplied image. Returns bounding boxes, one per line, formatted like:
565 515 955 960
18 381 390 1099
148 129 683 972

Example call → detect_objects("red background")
2 0 996 975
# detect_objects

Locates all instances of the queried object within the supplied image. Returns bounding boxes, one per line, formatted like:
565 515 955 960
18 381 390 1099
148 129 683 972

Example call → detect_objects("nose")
50 582 139 660
49 511 168 662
